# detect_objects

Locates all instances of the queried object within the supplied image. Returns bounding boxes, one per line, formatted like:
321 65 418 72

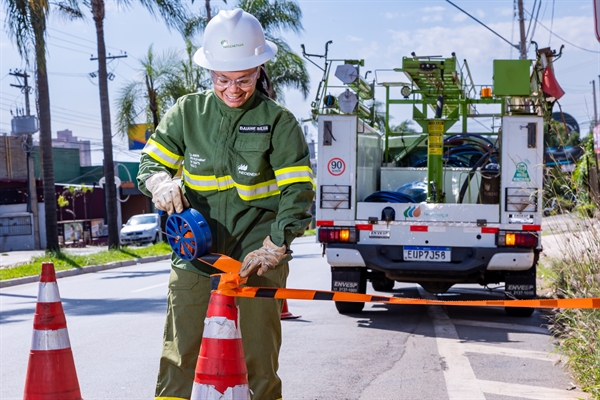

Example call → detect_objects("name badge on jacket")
239 125 271 133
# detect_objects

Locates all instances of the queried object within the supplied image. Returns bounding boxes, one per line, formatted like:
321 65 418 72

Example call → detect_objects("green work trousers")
155 265 287 400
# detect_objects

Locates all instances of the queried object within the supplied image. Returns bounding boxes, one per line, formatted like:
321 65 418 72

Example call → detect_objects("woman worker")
137 8 315 400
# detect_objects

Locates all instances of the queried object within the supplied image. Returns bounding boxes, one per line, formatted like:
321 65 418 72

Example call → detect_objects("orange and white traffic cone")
280 299 301 320
23 262 82 400
190 292 250 400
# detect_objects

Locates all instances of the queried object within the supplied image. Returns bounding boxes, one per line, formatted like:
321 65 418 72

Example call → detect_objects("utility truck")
303 43 563 316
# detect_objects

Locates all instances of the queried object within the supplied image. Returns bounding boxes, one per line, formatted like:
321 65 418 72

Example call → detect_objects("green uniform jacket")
137 90 315 276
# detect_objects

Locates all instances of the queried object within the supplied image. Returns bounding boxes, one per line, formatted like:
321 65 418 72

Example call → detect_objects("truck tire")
335 301 365 314
372 277 395 292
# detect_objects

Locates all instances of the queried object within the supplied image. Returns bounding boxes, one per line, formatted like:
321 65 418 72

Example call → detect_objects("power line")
445 0 519 51
524 7 600 53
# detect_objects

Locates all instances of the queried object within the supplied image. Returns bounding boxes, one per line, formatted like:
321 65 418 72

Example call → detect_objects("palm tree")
115 42 211 136
237 0 309 102
3 0 82 252
89 0 189 248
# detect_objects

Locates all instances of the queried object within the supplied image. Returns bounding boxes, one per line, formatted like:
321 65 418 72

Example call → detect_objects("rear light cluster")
496 230 538 247
318 226 358 243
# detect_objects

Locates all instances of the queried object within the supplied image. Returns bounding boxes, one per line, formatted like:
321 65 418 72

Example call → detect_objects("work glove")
239 236 287 278
145 171 190 215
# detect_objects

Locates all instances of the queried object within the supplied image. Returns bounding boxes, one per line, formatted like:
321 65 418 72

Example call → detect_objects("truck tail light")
497 230 538 247
318 226 358 244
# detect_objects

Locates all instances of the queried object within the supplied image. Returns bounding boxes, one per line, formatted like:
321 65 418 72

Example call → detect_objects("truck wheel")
335 301 365 314
372 277 395 292
504 307 535 317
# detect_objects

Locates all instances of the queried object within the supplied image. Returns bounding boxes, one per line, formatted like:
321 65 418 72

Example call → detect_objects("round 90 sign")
328 158 346 176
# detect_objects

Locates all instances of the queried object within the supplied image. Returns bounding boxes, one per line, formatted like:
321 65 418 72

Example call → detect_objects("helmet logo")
403 205 421 218
220 39 245 49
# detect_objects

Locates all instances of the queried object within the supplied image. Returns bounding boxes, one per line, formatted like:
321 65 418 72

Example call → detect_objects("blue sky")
1 0 598 164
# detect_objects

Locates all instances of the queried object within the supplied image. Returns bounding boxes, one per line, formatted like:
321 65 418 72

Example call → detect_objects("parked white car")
120 213 162 245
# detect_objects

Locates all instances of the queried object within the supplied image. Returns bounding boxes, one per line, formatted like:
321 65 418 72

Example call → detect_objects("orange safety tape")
198 253 600 309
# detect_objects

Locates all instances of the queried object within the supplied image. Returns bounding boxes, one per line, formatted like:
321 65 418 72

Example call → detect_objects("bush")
544 217 600 397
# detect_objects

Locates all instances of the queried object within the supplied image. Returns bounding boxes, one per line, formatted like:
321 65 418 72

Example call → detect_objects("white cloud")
422 15 443 22
453 13 468 23
354 41 381 61
384 15 596 74
346 35 363 42
474 9 485 19
422 6 445 13
495 7 514 17
385 12 398 20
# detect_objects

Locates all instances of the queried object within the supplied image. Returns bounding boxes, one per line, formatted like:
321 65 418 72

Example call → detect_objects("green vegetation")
543 242 600 398
0 243 171 281
541 129 600 397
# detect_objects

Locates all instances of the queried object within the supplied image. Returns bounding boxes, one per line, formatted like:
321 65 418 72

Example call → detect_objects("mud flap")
504 265 537 299
331 266 366 294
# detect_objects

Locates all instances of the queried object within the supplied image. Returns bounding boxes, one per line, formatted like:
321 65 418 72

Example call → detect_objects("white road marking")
130 282 166 293
428 305 486 399
421 286 585 400
452 318 550 334
478 379 589 399
462 342 562 363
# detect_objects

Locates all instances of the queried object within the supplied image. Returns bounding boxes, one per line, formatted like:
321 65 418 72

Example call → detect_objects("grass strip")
542 215 600 397
0 242 172 281
0 230 316 282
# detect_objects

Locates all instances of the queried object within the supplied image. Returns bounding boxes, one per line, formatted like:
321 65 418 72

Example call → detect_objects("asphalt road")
0 236 589 399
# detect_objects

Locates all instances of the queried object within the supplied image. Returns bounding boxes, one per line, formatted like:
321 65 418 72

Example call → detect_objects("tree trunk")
32 10 59 251
92 0 120 248
205 0 211 21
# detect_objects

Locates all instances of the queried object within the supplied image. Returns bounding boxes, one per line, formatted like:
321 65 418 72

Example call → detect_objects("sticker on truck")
327 158 346 176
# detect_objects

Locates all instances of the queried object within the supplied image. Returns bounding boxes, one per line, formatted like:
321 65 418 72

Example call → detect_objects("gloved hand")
145 171 190 215
239 236 287 278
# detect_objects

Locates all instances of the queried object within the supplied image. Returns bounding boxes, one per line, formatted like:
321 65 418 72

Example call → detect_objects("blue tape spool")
164 209 212 261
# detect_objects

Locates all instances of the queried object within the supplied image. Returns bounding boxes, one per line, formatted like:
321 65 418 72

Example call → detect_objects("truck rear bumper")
325 243 535 281
487 252 534 270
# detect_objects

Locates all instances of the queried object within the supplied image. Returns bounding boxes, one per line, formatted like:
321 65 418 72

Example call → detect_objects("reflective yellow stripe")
183 168 280 201
183 168 236 191
142 138 183 169
183 168 220 191
236 179 280 201
275 166 314 187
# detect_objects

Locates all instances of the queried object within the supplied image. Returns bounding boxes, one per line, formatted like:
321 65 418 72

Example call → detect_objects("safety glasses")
210 69 259 89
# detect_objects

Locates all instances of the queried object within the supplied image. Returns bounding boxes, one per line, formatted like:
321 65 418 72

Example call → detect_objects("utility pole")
9 70 31 115
517 0 527 59
593 80 599 127
9 69 41 249
590 79 600 204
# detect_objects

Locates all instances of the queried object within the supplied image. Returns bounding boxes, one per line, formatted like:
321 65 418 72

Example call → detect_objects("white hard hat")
193 8 278 71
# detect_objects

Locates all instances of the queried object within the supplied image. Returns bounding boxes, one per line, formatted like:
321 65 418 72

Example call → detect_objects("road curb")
0 254 171 289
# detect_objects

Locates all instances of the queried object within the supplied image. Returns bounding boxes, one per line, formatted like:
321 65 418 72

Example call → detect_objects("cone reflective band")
24 262 82 400
190 292 250 400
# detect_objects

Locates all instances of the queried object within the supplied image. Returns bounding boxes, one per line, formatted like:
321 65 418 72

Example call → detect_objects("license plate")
403 246 451 262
